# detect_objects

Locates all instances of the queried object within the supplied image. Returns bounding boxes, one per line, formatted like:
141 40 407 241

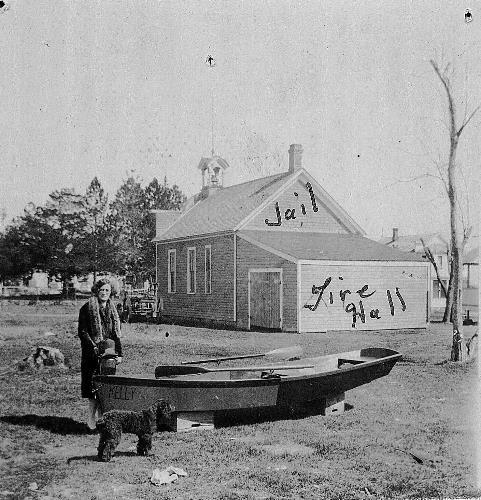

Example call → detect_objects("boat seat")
260 371 291 379
337 356 372 368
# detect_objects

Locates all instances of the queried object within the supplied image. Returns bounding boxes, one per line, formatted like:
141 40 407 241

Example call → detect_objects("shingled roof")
378 233 449 253
239 230 425 262
154 171 291 241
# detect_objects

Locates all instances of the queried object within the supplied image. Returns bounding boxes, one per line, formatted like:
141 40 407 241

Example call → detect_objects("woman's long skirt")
81 351 98 399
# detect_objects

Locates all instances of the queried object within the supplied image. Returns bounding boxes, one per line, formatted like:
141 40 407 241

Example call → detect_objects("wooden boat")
94 347 401 430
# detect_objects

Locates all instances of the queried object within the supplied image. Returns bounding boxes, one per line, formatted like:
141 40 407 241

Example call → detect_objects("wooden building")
462 242 479 323
379 230 450 313
153 144 429 332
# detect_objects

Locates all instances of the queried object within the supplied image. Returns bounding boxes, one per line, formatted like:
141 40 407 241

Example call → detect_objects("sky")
0 0 479 238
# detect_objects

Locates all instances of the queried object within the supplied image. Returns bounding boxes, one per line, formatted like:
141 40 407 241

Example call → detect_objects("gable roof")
378 233 449 253
239 230 425 262
155 168 364 241
154 171 291 241
235 169 365 235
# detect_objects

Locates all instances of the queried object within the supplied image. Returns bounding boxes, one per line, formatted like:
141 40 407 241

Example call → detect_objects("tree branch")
457 104 481 137
421 238 448 297
430 157 449 196
430 60 457 138
385 172 443 189
462 225 473 251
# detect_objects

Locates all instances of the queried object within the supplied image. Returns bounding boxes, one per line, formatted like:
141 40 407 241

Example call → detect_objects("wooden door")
249 271 281 330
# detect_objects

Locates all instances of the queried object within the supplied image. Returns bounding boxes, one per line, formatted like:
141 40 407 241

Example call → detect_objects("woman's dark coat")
78 301 122 398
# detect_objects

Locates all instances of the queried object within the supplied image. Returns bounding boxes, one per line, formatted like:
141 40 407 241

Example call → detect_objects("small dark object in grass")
394 447 439 466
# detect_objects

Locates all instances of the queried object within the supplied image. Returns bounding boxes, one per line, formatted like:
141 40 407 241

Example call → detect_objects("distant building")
152 144 429 332
379 230 479 323
462 240 479 323
27 271 49 290
378 230 450 312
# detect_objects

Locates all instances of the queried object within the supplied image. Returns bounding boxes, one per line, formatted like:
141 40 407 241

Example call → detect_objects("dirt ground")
0 300 479 499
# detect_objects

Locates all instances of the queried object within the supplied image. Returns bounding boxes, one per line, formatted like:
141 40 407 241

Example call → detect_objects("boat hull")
94 347 401 415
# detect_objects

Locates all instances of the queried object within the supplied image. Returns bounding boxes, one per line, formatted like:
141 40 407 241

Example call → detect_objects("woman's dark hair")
91 278 112 296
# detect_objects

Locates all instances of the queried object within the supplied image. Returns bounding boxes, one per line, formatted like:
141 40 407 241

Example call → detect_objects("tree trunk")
442 270 453 322
448 134 466 361
450 246 465 360
430 59 478 361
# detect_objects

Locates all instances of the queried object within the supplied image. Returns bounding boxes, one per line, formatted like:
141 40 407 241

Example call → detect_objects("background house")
153 144 429 333
462 238 479 323
379 230 479 323
378 230 449 314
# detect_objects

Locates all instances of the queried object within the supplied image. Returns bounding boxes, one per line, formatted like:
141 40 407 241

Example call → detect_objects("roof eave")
234 170 300 231
237 232 297 263
298 259 429 266
153 229 235 244
234 168 366 235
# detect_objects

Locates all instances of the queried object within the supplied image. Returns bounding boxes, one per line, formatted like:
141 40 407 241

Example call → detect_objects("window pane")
433 280 446 299
168 251 176 292
188 249 196 293
205 247 211 294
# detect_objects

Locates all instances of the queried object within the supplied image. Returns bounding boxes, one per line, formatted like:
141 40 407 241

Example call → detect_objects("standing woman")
78 278 123 430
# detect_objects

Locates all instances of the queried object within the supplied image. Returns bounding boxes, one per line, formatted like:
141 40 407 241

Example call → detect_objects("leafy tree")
142 177 185 278
109 175 185 283
109 175 146 280
0 175 186 291
0 190 89 294
35 189 89 293
144 176 185 211
82 177 116 280
0 221 33 281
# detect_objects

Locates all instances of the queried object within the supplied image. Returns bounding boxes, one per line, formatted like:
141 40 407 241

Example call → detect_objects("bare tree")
430 59 479 361
420 238 452 319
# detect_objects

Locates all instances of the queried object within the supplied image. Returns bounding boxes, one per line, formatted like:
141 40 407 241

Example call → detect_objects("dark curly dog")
97 399 173 462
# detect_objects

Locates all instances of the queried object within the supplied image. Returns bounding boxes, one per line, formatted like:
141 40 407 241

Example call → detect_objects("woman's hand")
116 357 123 365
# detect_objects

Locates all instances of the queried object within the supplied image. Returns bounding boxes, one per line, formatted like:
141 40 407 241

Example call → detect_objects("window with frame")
204 245 212 294
187 247 196 294
433 279 447 299
168 249 176 293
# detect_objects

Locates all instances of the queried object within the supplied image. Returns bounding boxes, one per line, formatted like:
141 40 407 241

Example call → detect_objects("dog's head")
154 399 174 431
142 399 173 431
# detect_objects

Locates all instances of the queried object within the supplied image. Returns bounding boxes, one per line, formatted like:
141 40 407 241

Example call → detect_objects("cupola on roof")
197 155 230 189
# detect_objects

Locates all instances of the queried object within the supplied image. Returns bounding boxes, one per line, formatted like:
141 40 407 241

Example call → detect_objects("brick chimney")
288 144 303 173
392 227 399 241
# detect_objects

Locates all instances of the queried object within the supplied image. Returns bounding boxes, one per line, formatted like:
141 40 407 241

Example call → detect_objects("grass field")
0 300 479 500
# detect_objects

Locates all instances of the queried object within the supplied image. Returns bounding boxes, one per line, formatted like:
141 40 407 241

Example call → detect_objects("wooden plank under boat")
94 347 401 426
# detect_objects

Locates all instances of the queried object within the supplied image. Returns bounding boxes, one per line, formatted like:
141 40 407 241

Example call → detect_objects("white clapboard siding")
244 179 350 234
299 263 428 332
